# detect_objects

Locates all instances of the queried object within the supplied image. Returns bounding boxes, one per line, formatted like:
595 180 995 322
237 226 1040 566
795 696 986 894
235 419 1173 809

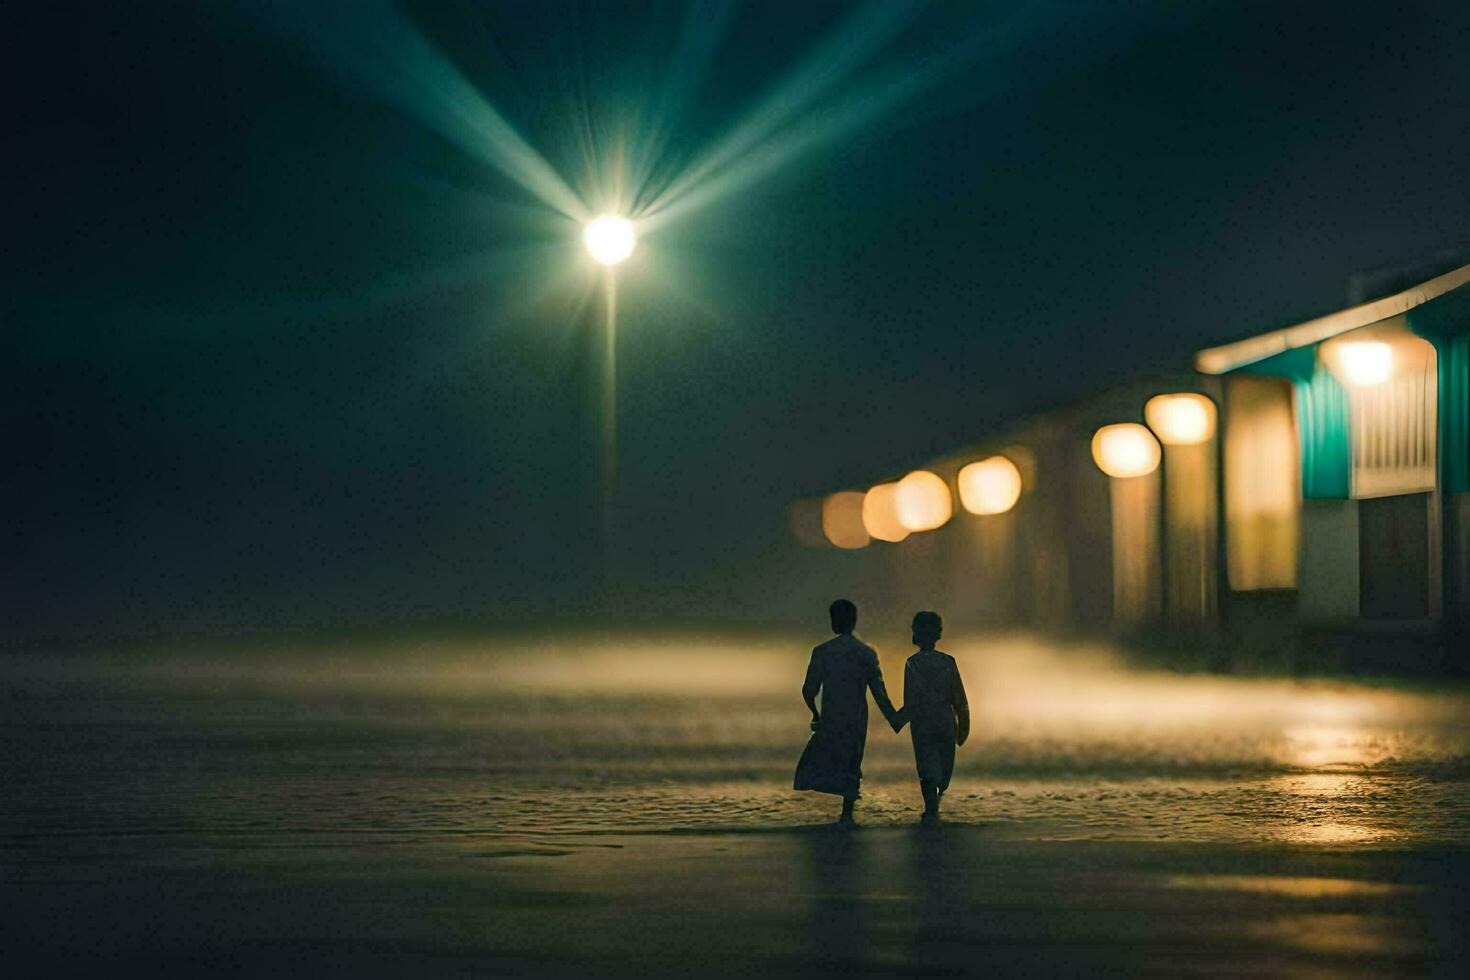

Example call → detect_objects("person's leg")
837 737 863 826
937 740 955 819
920 779 939 820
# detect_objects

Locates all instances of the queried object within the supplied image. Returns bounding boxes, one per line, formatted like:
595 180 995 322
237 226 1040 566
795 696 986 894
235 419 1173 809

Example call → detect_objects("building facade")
787 264 1469 669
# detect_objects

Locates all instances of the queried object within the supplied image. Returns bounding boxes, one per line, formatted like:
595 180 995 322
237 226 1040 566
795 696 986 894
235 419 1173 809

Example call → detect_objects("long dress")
793 633 901 799
902 649 970 792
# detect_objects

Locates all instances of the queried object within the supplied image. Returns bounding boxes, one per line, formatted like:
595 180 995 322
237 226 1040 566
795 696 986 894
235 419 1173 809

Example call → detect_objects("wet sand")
8 825 1467 976
4 631 1468 975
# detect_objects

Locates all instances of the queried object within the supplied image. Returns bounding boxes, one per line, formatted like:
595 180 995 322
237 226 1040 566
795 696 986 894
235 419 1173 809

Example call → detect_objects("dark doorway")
1359 493 1430 619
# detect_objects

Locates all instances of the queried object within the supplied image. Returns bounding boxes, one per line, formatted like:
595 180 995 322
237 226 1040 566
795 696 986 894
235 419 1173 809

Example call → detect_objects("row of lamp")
817 392 1218 551
820 454 1025 550
1092 392 1217 479
1088 337 1393 480
1092 393 1218 624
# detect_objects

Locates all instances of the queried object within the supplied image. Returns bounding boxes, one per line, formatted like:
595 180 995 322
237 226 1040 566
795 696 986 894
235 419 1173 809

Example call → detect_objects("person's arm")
867 651 904 732
893 661 915 733
952 659 971 747
802 648 823 726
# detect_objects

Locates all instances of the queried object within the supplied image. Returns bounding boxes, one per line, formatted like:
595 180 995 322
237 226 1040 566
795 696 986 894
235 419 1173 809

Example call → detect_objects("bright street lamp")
583 214 637 266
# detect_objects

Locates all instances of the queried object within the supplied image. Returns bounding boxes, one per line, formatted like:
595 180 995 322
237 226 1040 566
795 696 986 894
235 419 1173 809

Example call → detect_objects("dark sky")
8 1 1470 640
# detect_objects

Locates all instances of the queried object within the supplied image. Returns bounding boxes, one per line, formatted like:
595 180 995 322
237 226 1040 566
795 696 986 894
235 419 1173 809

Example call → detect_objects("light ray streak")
265 0 588 221
568 57 614 210
636 0 923 218
641 10 1037 233
626 0 738 211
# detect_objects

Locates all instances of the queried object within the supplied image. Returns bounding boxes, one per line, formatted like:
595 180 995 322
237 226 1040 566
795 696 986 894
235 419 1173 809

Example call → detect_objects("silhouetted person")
898 611 969 824
794 599 903 826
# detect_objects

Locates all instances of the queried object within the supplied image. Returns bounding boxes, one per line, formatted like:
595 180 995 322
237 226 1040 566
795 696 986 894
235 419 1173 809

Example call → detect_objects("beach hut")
1196 264 1469 662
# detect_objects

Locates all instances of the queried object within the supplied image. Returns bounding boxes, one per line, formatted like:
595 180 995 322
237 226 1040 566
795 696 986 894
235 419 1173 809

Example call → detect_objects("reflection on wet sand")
1264 772 1397 845
902 828 966 975
799 830 875 972
1164 875 1417 898
1246 913 1422 958
1286 822 1389 845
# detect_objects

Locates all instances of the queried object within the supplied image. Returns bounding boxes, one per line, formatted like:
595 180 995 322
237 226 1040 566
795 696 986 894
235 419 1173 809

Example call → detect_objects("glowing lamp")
957 456 1022 515
862 483 909 543
583 214 637 266
1144 393 1217 445
1091 423 1161 478
821 492 870 549
1332 341 1392 387
895 470 952 532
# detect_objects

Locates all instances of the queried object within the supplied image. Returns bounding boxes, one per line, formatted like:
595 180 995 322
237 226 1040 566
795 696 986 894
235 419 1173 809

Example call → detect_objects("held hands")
809 712 912 734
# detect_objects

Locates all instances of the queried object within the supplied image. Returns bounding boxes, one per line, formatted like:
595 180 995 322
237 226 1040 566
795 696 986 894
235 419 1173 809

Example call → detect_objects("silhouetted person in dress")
794 599 903 827
899 611 969 824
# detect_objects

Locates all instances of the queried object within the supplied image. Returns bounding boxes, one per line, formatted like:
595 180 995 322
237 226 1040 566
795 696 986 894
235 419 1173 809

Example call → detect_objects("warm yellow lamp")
862 482 909 542
1144 393 1217 446
894 470 952 532
1330 341 1393 386
1091 423 1161 478
957 456 1022 515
